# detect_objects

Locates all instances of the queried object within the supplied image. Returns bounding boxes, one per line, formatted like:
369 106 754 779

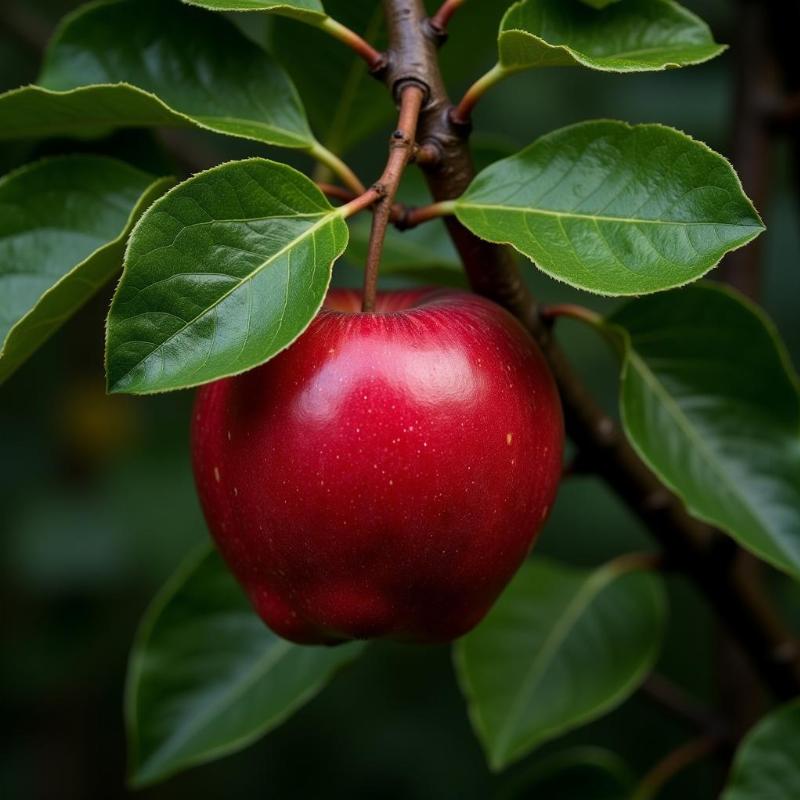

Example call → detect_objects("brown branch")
631 736 723 800
362 84 426 311
380 0 800 701
317 182 357 204
316 183 449 233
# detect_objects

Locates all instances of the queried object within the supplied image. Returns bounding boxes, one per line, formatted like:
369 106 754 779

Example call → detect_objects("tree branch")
380 0 800 700
362 84 426 311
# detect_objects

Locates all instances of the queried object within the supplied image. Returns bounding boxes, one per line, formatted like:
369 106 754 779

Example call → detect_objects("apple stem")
362 84 427 312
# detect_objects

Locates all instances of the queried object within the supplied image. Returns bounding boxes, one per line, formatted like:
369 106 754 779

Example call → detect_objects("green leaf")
454 120 764 296
0 156 172 384
498 747 635 799
182 0 326 22
106 158 349 395
0 0 313 149
722 699 800 800
454 557 666 771
579 0 622 9
272 0 393 155
498 0 725 73
607 284 800 581
127 545 364 787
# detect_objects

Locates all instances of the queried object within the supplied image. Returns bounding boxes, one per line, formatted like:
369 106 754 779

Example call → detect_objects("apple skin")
192 288 563 645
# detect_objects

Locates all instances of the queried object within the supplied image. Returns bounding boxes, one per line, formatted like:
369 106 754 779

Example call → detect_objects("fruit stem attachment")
308 141 367 196
630 736 723 800
451 63 505 125
429 0 466 32
362 83 426 312
316 16 385 71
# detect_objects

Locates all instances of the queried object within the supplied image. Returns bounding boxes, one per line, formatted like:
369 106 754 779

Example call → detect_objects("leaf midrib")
459 201 759 229
626 349 794 563
110 209 336 389
492 567 618 761
142 638 293 773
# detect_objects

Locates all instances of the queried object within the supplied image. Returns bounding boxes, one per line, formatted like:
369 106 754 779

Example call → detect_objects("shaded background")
0 0 797 797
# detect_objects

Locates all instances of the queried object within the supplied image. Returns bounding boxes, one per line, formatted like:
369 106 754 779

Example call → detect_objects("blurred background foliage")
0 0 797 798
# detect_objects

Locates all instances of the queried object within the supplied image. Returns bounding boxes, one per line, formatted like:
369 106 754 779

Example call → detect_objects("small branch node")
414 141 443 167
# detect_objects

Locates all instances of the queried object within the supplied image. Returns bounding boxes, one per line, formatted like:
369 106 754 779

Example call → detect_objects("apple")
192 288 563 644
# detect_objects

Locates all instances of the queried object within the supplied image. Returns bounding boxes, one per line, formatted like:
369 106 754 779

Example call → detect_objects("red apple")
192 288 563 644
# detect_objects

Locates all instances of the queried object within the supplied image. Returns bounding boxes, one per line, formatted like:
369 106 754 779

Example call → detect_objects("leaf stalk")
451 63 505 125
317 16 385 71
308 141 366 196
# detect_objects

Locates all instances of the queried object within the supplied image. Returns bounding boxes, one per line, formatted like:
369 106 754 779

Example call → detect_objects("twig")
317 16 385 71
380 0 800 701
540 303 602 327
395 200 453 229
451 64 505 125
631 736 722 800
317 182 357 204
362 84 426 312
429 0 466 33
338 187 381 219
316 184 449 233
641 674 731 740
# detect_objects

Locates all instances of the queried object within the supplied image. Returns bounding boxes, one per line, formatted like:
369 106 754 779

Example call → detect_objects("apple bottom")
192 289 564 645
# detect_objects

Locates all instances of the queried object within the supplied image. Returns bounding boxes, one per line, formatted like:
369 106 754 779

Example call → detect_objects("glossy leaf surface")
722 699 800 800
580 0 622 8
455 121 764 296
455 557 665 770
499 0 724 73
127 546 364 787
0 0 313 149
272 0 392 155
182 0 325 21
106 159 349 395
609 284 800 580
0 156 171 384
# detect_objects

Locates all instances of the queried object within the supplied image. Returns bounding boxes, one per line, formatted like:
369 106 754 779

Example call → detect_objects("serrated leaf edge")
454 119 765 297
498 0 727 74
0 156 173 383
